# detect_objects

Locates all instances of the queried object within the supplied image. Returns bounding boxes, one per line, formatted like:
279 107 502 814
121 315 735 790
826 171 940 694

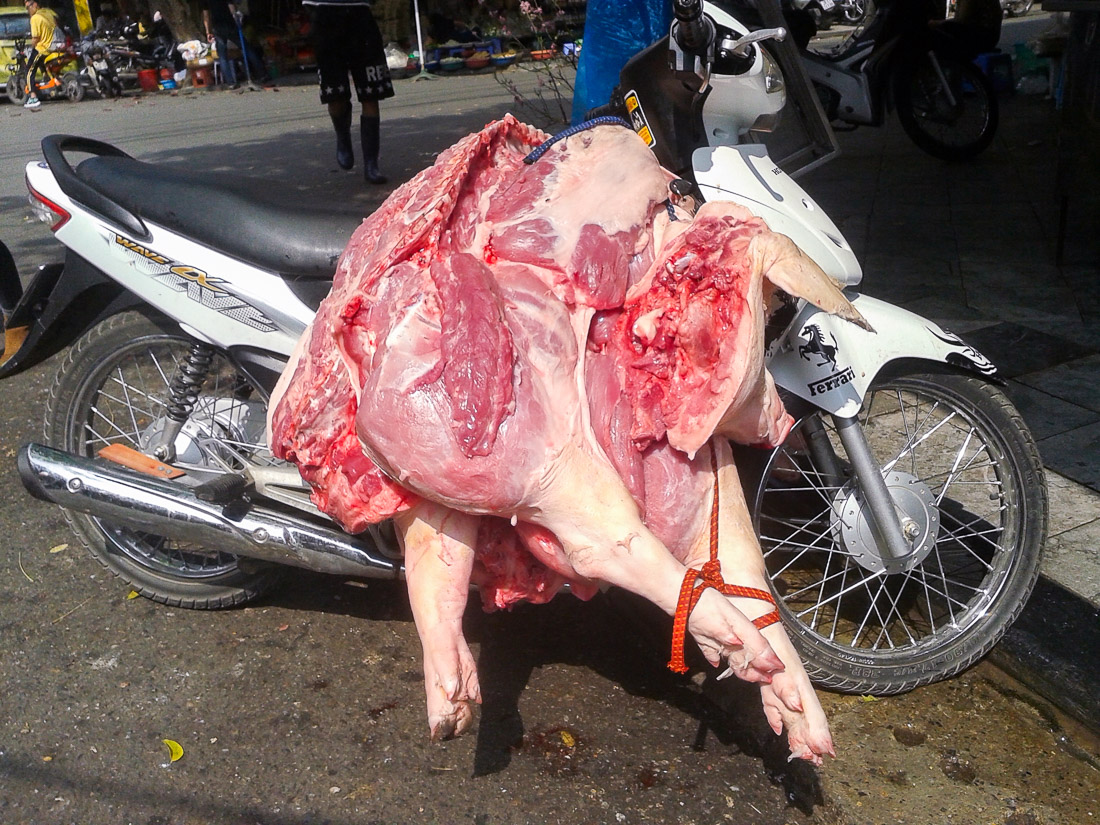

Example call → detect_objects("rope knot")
700 558 724 586
665 446 782 676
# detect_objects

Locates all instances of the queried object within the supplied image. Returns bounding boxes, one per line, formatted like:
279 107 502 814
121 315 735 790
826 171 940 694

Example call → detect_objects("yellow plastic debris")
163 739 184 763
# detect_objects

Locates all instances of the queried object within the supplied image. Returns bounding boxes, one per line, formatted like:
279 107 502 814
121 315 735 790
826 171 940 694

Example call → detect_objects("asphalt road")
2 67 1098 825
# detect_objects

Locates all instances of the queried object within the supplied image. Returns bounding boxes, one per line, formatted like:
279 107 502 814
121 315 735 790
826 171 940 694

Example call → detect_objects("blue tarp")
571 0 672 124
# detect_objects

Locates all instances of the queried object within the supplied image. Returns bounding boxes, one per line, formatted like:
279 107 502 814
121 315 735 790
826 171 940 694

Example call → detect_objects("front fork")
925 50 958 108
802 413 917 561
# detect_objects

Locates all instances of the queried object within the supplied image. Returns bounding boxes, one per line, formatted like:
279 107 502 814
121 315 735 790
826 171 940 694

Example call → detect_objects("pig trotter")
691 441 835 764
396 503 483 742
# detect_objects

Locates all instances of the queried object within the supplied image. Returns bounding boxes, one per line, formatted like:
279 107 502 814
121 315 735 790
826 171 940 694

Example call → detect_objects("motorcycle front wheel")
894 50 998 161
6 70 28 105
63 70 85 102
752 371 1047 694
840 0 869 25
45 310 283 608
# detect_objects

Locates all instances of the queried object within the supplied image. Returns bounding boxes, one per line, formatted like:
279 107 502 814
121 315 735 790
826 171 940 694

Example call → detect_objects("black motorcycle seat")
75 156 364 280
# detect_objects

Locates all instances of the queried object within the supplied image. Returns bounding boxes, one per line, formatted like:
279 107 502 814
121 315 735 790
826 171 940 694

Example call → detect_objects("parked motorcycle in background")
837 0 871 25
1001 0 1033 17
78 36 123 99
103 19 177 88
788 0 1001 160
0 0 1046 697
789 0 836 31
3 34 86 105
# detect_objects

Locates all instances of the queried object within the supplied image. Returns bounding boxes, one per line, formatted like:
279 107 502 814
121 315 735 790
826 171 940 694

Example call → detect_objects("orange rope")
667 447 780 674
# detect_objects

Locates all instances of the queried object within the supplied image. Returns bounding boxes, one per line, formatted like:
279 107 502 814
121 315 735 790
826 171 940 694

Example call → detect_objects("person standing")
22 0 60 110
203 0 262 90
302 0 393 184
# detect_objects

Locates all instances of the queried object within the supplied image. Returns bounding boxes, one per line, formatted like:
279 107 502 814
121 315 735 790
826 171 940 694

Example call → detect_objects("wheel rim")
905 58 991 151
66 333 280 581
756 378 1025 662
8 72 28 104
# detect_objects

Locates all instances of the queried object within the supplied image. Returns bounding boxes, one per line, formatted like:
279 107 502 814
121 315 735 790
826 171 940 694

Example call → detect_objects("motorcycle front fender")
768 293 998 416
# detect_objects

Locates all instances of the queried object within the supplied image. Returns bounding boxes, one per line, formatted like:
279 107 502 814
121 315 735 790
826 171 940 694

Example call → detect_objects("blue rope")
523 116 633 165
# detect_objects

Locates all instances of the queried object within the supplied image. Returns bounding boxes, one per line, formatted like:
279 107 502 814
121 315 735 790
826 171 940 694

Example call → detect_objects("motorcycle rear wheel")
751 371 1047 694
6 70 28 105
45 310 283 608
894 51 998 161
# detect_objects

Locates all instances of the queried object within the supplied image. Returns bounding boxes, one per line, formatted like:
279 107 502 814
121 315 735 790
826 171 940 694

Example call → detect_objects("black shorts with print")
310 4 394 104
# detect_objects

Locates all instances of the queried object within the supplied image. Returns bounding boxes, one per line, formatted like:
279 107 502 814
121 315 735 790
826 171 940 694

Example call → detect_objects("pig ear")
751 233 874 332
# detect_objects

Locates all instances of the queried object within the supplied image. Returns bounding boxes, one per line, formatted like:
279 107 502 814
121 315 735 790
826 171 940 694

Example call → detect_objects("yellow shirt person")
23 0 61 109
26 0 59 56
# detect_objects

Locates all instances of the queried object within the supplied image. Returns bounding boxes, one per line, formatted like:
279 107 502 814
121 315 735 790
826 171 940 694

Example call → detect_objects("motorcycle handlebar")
672 0 713 55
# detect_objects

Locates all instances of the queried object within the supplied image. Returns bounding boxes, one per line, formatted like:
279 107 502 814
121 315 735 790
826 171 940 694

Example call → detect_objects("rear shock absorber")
149 342 216 462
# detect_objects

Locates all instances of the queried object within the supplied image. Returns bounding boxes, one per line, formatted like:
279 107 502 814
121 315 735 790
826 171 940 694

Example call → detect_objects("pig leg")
527 441 785 684
395 501 482 741
704 440 835 765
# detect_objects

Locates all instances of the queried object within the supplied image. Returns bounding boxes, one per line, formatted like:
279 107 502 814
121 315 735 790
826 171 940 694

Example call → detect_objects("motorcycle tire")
894 50 998 161
749 371 1047 695
63 71 84 102
840 0 870 25
45 310 284 609
6 70 28 105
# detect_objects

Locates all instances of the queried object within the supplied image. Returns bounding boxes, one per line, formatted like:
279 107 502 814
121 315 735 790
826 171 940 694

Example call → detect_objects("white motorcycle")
2 0 1045 696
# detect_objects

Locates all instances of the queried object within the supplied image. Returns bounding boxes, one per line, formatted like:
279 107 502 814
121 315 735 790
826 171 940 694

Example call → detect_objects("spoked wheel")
6 70 28 105
840 0 869 25
45 311 284 608
894 50 998 161
63 71 85 102
752 372 1047 694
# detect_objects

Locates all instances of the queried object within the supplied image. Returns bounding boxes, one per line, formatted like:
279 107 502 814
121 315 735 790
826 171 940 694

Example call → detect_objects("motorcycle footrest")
193 473 251 503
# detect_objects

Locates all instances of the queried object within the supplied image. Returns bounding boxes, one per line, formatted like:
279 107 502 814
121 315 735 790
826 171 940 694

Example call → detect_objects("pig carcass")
271 115 859 763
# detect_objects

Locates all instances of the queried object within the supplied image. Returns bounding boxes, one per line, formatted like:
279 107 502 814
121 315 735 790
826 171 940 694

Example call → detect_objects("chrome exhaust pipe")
18 442 402 579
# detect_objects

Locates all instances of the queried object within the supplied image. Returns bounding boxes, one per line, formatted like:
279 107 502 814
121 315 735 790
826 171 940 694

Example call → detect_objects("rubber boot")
361 114 387 184
332 108 354 170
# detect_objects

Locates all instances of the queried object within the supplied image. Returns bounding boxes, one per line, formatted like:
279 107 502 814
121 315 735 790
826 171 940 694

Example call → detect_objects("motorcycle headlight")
761 48 784 94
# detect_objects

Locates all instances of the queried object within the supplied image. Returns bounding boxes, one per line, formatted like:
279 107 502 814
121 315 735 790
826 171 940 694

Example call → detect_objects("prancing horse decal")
798 323 839 369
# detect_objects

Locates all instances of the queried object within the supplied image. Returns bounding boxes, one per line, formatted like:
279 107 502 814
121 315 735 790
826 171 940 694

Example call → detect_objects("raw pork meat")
270 115 861 761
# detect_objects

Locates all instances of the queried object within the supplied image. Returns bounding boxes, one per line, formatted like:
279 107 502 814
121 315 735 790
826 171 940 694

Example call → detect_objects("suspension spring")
166 343 216 423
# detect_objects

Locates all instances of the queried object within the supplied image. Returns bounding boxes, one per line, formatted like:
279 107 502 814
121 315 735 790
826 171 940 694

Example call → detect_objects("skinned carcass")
270 115 860 763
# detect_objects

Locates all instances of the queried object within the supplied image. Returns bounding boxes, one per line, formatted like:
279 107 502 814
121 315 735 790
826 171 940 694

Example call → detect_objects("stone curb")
987 576 1100 736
